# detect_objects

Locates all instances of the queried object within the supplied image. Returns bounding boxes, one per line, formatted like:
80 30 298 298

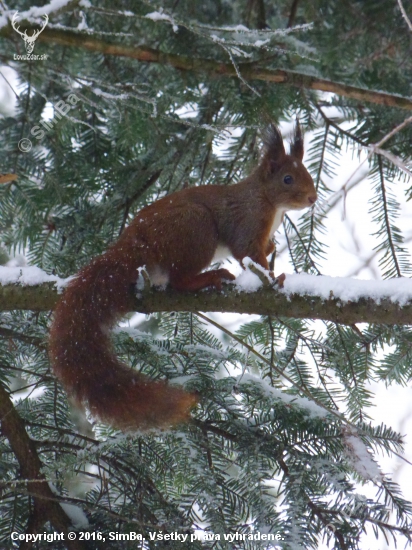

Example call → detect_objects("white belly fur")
212 212 285 265
212 244 231 262
270 209 286 235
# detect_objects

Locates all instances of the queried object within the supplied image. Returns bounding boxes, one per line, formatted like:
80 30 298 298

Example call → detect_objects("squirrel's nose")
308 195 317 205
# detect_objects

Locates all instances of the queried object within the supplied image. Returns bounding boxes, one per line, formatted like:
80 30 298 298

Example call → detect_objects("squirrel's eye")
283 175 293 184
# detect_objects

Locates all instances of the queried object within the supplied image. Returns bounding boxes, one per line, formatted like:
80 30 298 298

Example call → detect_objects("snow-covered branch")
2 266 412 325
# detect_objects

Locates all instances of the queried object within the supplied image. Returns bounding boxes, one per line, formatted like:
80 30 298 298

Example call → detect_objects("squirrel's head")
258 122 317 210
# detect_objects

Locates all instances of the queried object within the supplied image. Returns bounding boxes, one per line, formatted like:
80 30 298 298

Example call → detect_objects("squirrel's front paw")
272 272 285 288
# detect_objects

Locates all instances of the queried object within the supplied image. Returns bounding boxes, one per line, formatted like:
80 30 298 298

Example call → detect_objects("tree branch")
287 0 301 28
0 382 86 550
2 273 412 325
2 24 412 110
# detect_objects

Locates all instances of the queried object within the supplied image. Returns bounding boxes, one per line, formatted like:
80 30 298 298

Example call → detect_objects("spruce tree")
0 1 412 548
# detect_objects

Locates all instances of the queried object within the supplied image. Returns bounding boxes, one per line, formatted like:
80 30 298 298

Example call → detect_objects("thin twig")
397 0 412 32
339 115 412 192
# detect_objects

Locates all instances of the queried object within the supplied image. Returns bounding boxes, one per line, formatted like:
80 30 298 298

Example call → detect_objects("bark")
0 383 86 550
0 277 411 325
2 24 412 111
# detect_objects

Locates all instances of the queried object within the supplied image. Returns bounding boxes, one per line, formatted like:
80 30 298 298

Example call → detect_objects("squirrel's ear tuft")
290 119 304 161
261 124 286 174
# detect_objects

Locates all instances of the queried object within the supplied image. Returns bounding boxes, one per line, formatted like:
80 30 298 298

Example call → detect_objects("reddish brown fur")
49 123 317 431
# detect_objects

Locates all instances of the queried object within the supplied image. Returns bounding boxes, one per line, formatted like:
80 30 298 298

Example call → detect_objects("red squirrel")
49 122 317 431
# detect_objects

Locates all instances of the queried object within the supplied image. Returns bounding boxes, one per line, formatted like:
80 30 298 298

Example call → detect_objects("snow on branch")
343 429 382 481
0 266 69 311
2 266 412 325
0 266 67 287
237 372 329 419
0 0 85 29
2 24 412 111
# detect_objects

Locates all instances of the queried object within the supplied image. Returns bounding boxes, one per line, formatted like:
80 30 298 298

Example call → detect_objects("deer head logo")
12 12 49 54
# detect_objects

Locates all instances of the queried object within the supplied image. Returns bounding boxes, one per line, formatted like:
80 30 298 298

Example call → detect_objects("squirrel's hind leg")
170 268 235 291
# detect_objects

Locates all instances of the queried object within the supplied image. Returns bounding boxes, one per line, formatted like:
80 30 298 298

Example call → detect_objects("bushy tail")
49 253 197 431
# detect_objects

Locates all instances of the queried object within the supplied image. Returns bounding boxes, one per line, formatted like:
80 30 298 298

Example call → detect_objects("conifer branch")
0 382 86 549
1 278 412 325
377 155 402 277
2 25 412 110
